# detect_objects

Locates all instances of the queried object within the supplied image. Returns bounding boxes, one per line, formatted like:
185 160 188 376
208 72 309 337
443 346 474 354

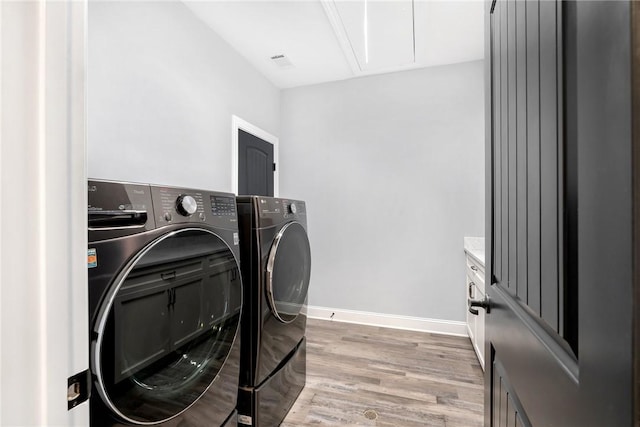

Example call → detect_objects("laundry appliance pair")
87 180 310 427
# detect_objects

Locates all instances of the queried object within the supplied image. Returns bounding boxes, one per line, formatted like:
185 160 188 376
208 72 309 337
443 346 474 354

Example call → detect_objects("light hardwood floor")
282 318 484 427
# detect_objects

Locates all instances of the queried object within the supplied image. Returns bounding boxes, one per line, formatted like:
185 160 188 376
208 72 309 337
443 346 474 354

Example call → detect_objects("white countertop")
464 236 485 267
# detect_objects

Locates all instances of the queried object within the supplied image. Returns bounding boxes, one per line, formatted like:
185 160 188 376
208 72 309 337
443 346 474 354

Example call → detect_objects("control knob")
176 194 198 216
289 203 297 214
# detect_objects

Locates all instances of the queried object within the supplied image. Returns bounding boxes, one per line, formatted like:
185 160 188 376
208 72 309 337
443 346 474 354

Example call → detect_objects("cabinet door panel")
507 0 518 297
492 0 503 285
538 0 560 332
515 0 528 303
525 0 541 315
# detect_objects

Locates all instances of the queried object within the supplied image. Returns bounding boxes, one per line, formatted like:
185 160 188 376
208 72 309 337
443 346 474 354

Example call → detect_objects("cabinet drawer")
466 255 485 284
466 256 485 276
466 268 485 291
472 270 485 294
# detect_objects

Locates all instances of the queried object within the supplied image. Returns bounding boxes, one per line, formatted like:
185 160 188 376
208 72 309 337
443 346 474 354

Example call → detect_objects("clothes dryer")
88 180 242 427
236 196 311 427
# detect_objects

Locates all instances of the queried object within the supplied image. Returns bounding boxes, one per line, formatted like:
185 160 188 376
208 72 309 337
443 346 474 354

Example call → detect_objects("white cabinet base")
465 251 485 371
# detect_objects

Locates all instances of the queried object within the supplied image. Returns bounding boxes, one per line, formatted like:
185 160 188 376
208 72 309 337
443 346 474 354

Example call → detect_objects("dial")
176 194 198 216
289 203 297 214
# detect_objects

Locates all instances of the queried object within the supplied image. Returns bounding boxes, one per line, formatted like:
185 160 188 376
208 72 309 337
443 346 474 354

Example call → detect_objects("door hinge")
67 370 91 410
273 162 277 172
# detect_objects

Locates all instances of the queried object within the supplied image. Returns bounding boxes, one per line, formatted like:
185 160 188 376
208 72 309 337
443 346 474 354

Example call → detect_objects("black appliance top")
236 195 306 229
88 179 239 242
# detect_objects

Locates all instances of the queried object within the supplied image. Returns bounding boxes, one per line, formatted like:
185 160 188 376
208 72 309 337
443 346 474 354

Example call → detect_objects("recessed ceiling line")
411 0 416 61
364 0 369 64
319 0 364 73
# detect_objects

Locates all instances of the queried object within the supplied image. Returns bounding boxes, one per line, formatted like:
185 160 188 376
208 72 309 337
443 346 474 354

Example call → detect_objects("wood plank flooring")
282 318 484 427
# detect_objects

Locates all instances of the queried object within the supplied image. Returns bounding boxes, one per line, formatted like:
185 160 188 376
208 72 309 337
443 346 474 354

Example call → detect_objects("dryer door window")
93 229 242 424
266 221 311 323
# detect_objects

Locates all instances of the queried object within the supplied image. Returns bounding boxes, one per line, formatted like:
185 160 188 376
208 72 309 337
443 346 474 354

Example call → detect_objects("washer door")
93 228 242 425
265 221 311 323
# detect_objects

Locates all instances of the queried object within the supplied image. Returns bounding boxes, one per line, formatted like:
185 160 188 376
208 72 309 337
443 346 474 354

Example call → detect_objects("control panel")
257 197 306 223
176 194 198 217
88 180 239 236
211 195 237 217
150 185 237 229
151 186 205 225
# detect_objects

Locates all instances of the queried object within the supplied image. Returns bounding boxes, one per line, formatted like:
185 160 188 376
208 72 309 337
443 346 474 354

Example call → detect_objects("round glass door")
265 222 311 323
93 228 242 424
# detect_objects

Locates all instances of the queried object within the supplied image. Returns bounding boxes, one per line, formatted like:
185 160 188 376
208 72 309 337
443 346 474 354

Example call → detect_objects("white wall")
280 61 484 322
88 1 484 323
88 1 280 191
1 1 88 424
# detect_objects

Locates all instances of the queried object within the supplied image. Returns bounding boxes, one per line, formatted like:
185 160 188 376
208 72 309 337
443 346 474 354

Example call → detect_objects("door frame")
0 0 88 423
483 0 494 420
231 115 279 197
633 1 640 424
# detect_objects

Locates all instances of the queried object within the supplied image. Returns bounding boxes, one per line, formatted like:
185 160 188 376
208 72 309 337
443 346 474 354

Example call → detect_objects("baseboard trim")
305 306 468 337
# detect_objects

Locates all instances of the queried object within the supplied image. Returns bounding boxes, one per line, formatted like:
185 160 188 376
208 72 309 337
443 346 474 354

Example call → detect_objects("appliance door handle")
88 210 148 228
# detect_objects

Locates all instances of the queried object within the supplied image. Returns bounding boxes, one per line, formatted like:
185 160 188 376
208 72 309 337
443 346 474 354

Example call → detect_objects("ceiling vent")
270 54 295 69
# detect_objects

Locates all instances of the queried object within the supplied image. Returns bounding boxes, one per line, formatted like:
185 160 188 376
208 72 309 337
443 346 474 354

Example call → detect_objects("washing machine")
88 179 242 427
235 196 311 427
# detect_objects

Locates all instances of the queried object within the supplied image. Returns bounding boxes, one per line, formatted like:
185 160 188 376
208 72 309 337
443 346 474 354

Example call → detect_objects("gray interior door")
238 129 274 196
482 1 634 426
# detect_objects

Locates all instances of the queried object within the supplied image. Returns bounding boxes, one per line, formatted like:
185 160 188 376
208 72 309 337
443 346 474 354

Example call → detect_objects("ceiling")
184 1 484 89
